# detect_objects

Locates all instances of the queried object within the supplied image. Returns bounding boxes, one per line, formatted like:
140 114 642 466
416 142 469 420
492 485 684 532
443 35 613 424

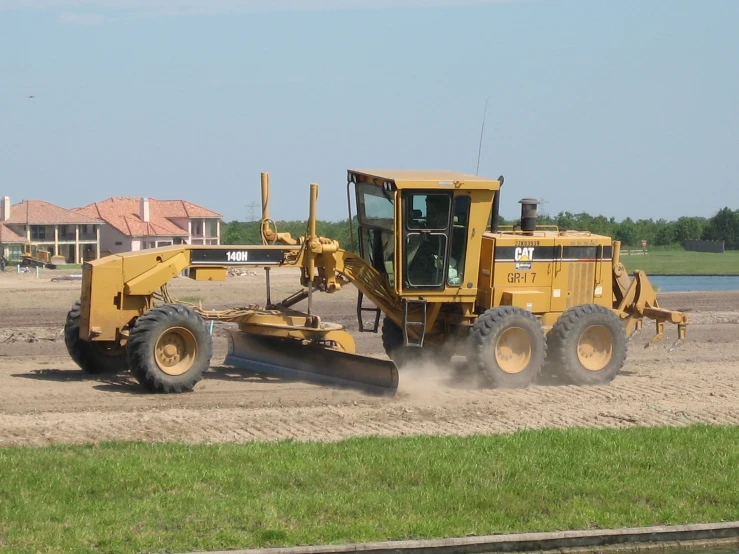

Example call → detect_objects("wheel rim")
577 325 613 371
494 327 532 374
154 327 198 376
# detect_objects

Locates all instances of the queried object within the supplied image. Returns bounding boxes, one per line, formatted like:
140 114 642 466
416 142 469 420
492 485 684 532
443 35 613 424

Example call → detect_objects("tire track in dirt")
2 358 739 447
1 404 729 447
3 279 739 447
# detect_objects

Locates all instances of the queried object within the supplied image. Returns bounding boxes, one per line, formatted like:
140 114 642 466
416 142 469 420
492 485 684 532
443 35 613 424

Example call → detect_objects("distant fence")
684 240 725 253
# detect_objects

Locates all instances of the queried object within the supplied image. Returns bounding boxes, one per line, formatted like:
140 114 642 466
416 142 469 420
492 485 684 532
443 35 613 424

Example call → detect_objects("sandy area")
1 267 738 446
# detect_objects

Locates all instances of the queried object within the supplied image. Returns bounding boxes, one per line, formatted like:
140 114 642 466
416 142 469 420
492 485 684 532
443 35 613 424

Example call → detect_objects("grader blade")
225 330 399 397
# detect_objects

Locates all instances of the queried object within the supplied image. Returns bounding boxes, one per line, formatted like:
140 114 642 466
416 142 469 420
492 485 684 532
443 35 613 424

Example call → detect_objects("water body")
650 275 739 293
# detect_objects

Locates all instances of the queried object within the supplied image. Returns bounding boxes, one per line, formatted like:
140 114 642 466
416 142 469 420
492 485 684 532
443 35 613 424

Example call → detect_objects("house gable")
4 199 102 225
0 223 25 244
75 197 221 238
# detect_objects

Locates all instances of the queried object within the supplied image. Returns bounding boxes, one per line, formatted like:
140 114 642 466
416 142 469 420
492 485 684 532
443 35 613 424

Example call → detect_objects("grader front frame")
66 175 404 395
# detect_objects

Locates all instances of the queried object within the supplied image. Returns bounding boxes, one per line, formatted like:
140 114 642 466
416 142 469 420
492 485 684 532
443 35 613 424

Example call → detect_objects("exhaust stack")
490 176 504 232
519 198 540 234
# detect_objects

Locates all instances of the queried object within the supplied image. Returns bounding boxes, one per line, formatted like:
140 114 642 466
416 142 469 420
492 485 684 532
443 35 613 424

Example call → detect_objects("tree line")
222 207 739 250
222 220 358 249
533 207 738 249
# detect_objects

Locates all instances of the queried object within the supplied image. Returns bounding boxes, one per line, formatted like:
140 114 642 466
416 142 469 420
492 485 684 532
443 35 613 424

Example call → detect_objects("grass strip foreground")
1 425 739 553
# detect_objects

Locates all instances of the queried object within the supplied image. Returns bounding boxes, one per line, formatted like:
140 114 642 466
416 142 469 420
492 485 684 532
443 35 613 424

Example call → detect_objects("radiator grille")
566 262 595 308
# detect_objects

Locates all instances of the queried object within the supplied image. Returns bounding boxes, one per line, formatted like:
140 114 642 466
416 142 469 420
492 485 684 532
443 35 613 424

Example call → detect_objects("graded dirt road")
1 268 738 446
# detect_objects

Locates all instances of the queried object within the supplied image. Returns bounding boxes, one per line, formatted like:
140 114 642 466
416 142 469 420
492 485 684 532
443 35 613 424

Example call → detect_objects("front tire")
126 303 212 393
469 306 546 388
64 299 128 374
545 304 627 386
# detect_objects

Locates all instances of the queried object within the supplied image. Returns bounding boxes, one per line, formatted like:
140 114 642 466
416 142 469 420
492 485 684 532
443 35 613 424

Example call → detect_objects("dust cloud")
395 353 487 404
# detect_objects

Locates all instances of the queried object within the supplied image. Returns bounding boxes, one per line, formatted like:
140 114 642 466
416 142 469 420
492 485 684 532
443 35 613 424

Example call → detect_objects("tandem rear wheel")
543 304 627 386
469 306 547 388
126 303 213 393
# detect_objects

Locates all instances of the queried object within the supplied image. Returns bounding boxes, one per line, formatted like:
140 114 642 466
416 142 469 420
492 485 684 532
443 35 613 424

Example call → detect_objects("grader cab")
348 170 687 387
64 169 688 394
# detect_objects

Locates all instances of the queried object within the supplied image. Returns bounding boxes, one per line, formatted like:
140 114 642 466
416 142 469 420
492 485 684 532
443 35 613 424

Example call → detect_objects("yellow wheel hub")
495 327 532 374
154 327 198 376
577 325 613 371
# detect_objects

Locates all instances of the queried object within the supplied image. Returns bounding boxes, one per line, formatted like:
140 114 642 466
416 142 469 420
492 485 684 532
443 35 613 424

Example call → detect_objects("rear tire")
126 303 212 393
545 304 627 386
64 299 128 374
470 306 546 388
381 316 450 368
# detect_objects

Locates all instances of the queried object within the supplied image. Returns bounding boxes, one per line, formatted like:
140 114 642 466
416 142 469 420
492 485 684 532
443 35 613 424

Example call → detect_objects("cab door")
400 191 453 292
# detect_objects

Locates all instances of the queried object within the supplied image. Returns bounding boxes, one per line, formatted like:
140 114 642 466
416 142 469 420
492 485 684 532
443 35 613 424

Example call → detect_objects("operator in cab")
406 194 455 287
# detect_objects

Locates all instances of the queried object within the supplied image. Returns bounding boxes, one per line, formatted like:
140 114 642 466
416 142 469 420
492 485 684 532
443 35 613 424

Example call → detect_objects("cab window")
404 193 451 288
448 195 471 286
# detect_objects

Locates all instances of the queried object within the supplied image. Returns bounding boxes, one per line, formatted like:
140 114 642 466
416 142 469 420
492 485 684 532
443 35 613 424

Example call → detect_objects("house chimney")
140 197 150 222
1 196 9 222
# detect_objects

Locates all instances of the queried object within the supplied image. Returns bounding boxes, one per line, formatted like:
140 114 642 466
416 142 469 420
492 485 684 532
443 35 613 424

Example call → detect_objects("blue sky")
1 0 737 223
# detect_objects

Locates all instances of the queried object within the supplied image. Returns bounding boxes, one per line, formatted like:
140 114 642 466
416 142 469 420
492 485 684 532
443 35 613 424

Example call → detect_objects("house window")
8 245 22 260
210 220 218 237
194 222 202 236
59 225 75 240
115 241 123 246
30 226 46 241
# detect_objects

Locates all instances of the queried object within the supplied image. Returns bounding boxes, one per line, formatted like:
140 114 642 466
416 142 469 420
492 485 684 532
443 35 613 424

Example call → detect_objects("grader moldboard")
64 170 688 395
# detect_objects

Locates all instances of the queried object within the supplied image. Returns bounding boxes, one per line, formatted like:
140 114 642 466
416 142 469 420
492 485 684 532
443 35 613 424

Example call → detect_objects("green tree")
653 219 677 246
222 206 739 252
221 219 359 251
675 216 707 244
702 207 739 249
221 221 261 245
614 218 639 246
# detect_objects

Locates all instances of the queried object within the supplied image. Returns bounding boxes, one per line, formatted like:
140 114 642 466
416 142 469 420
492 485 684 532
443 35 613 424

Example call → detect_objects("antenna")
476 95 491 175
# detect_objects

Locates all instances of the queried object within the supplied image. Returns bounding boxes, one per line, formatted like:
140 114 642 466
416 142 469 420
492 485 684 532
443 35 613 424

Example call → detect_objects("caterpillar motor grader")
64 170 688 394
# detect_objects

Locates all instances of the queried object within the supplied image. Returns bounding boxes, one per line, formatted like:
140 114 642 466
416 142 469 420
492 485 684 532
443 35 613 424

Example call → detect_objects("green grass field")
619 249 739 275
2 426 739 554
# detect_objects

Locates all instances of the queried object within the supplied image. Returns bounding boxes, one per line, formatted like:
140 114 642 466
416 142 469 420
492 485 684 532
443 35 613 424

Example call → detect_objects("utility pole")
538 197 549 219
246 201 259 222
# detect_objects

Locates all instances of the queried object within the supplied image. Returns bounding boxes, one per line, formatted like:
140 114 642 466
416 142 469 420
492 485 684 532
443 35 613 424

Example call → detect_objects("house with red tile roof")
74 197 222 255
0 196 103 263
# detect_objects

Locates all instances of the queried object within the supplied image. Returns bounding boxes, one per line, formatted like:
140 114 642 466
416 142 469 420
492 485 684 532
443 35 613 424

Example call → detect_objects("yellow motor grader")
64 170 688 394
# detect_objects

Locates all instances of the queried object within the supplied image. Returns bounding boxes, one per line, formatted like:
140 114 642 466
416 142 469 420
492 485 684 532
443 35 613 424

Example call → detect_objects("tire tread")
126 303 212 393
64 299 128 374
546 304 627 385
470 306 547 388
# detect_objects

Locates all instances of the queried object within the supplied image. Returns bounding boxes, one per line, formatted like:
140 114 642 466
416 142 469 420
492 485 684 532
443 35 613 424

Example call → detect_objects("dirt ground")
1 267 738 447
